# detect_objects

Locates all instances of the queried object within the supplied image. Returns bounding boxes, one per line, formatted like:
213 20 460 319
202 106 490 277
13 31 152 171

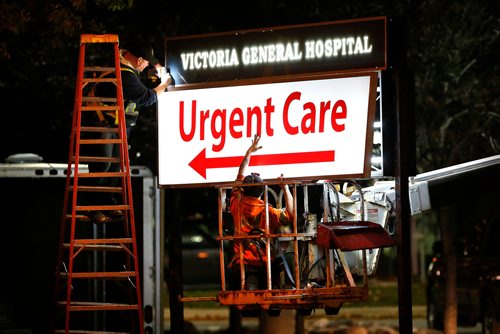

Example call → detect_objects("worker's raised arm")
237 134 262 181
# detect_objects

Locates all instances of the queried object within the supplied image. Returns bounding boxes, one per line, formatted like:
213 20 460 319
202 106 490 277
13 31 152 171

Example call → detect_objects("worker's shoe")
108 197 124 219
107 209 124 219
87 211 110 225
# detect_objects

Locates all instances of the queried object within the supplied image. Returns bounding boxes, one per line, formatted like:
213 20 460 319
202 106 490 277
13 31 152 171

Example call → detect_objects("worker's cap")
122 40 159 65
243 173 265 198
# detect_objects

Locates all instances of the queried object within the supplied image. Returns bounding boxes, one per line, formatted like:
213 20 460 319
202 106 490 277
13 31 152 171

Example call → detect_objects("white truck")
0 156 162 334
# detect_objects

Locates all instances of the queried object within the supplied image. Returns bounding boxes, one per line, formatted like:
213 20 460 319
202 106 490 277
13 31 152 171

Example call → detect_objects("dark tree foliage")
409 0 500 172
0 0 498 173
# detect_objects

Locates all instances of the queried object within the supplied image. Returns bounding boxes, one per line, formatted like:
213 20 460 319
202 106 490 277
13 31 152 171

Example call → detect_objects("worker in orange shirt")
229 134 295 290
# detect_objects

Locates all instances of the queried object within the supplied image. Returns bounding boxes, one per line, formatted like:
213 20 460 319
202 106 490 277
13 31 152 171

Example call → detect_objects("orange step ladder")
53 34 144 334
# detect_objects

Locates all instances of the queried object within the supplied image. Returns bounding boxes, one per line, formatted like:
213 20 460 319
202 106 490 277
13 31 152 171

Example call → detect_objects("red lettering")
179 100 196 142
318 101 331 132
247 106 262 136
283 91 301 135
211 109 226 152
178 98 278 151
199 108 210 140
229 108 244 139
264 98 274 136
331 100 347 131
301 101 315 133
283 92 347 135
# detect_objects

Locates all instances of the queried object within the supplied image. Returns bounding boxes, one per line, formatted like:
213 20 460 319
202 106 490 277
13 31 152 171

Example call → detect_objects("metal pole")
384 63 413 334
165 189 185 333
394 25 415 334
385 16 416 334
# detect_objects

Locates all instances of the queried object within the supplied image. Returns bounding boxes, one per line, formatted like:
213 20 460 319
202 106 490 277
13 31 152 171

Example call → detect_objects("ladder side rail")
112 42 132 267
116 47 136 309
111 41 135 313
113 44 132 248
67 40 89 334
55 35 85 296
113 41 144 329
53 37 87 334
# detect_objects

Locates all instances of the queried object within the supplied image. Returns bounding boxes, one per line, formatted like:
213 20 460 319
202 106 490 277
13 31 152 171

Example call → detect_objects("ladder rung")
75 156 121 163
82 96 118 103
55 330 129 334
79 126 120 133
72 237 133 244
65 214 90 220
61 271 137 279
57 300 139 311
81 105 118 111
55 329 130 334
75 172 127 178
63 242 129 251
55 331 129 334
69 185 122 192
80 138 124 145
64 214 124 223
82 78 117 84
76 204 129 211
83 66 116 72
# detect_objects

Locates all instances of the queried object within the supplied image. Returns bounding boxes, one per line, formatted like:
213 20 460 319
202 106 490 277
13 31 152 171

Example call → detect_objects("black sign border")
165 16 387 88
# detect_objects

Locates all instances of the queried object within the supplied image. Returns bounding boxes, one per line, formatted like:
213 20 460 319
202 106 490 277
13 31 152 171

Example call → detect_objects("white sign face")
158 75 375 186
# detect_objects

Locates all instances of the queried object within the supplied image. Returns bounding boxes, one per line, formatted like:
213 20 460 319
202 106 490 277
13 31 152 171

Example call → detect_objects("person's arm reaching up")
237 134 262 180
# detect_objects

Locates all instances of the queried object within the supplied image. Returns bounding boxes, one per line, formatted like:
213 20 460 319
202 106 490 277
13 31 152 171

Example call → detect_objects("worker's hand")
277 173 288 190
154 64 163 76
157 67 171 84
248 134 262 154
162 72 173 86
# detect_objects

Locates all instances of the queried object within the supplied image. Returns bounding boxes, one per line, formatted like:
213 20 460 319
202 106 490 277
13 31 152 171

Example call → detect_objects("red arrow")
189 148 335 179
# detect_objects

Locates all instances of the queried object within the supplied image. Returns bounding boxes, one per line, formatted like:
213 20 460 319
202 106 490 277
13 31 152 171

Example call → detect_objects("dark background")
0 1 498 332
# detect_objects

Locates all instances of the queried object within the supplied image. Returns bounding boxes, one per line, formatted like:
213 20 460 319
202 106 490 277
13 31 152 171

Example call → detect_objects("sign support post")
386 17 415 334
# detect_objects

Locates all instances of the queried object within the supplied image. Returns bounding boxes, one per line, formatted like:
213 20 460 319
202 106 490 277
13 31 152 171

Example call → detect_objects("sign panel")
165 17 386 86
158 73 377 187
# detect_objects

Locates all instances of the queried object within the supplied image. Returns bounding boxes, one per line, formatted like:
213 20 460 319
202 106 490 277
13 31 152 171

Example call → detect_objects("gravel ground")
165 306 482 334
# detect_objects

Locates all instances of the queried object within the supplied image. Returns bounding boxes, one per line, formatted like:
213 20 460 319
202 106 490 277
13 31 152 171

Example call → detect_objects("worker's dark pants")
229 252 295 290
79 114 133 206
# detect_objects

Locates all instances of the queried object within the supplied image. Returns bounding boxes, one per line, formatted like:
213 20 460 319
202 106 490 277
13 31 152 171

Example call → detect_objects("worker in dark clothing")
84 39 172 224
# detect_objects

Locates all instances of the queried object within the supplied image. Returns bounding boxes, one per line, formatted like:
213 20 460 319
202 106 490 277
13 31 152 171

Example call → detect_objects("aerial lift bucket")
317 220 396 251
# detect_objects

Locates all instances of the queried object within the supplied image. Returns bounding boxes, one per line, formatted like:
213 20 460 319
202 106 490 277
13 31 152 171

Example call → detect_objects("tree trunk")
439 206 457 333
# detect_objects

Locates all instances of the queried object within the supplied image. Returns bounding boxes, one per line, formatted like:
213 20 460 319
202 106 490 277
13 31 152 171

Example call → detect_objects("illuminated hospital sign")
165 17 386 85
158 74 378 186
159 17 386 187
180 36 373 70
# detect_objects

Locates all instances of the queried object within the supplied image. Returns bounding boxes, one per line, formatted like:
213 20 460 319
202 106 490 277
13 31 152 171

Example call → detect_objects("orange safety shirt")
230 185 291 267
